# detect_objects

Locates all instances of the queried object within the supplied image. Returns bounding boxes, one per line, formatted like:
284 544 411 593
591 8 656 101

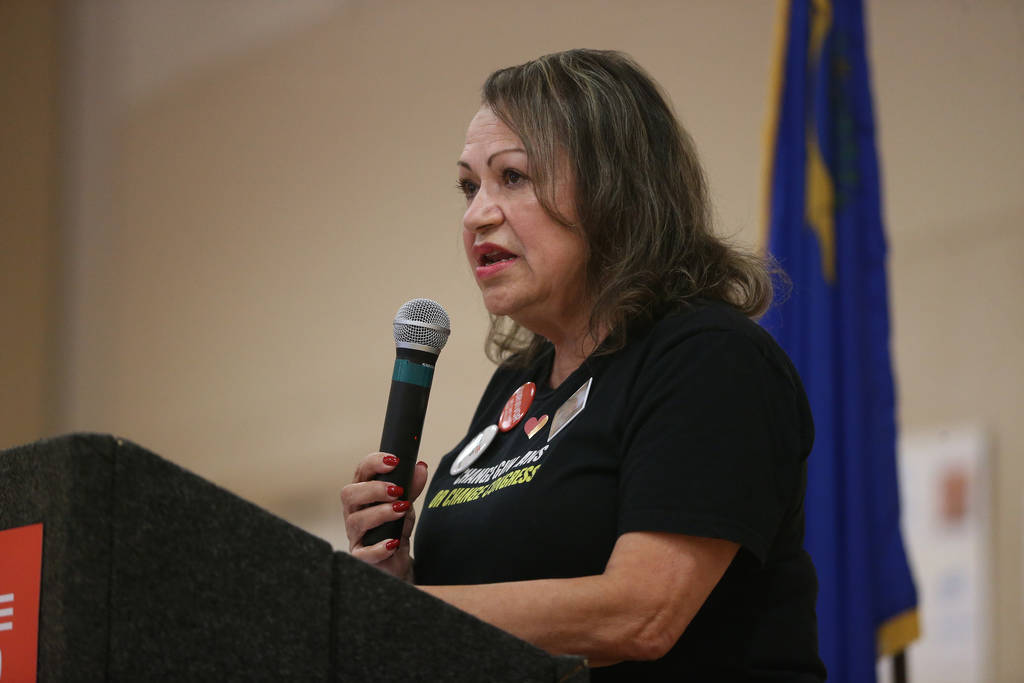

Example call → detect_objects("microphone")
361 298 450 547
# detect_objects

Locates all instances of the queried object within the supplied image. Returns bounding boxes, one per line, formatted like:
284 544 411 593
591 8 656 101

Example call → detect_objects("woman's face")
457 107 588 340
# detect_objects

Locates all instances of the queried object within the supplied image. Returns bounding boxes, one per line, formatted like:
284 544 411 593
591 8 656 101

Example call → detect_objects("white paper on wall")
878 424 991 683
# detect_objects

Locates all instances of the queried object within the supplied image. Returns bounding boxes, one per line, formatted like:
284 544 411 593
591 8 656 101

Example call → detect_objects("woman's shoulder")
639 300 801 384
648 299 776 348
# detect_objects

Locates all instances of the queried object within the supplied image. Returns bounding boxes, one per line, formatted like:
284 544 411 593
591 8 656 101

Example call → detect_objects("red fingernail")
392 500 410 512
417 461 427 467
385 539 399 551
383 455 399 466
387 484 404 498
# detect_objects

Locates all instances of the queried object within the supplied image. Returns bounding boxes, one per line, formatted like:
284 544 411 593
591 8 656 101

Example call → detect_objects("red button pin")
499 382 536 432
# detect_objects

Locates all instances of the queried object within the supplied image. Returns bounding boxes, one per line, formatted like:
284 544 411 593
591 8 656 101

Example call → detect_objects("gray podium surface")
0 434 589 682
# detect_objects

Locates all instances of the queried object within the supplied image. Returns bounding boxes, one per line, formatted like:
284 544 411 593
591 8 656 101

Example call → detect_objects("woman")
342 49 826 681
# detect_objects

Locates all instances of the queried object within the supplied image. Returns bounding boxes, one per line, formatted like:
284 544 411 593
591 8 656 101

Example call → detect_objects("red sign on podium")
0 523 43 683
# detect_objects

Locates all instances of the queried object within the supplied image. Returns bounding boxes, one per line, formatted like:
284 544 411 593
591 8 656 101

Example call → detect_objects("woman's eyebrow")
486 148 526 166
456 148 526 171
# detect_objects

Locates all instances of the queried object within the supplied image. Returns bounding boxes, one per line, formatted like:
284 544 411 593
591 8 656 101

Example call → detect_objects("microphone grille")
393 298 451 354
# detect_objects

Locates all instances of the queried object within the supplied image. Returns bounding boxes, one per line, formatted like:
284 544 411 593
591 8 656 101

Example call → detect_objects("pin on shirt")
450 424 498 475
548 377 593 442
499 382 536 432
524 414 548 439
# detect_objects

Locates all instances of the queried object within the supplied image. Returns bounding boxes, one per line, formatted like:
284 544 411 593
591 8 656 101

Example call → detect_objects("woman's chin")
479 290 520 319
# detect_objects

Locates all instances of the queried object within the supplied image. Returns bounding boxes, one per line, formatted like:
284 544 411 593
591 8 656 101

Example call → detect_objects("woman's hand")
340 452 428 581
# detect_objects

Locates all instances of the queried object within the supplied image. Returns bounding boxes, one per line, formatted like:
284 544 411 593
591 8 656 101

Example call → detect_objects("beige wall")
0 1 60 446
4 0 1022 679
60 0 781 520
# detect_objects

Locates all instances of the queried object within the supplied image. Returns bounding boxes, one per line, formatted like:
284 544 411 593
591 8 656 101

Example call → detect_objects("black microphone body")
361 299 450 547
362 347 437 546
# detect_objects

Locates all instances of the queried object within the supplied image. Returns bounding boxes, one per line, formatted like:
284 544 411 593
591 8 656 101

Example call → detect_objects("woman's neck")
512 303 606 389
547 324 605 388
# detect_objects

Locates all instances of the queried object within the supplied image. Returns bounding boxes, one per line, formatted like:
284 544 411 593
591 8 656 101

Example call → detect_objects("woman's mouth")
474 246 518 279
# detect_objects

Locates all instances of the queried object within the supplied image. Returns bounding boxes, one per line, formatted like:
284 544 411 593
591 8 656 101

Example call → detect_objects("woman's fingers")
344 498 411 547
350 536 401 565
340 451 406 531
339 479 404 515
352 451 401 484
408 461 429 502
400 506 417 540
351 509 416 564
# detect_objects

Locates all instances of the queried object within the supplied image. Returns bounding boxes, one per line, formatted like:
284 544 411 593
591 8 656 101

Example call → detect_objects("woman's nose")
463 187 502 233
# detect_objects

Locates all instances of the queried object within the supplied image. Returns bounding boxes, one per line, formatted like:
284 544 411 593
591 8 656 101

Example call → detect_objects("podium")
0 434 589 681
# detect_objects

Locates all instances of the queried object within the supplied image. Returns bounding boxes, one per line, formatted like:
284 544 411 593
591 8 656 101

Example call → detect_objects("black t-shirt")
414 302 826 681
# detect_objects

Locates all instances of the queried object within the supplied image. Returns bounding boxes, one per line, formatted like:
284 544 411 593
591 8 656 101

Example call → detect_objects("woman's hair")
480 48 776 365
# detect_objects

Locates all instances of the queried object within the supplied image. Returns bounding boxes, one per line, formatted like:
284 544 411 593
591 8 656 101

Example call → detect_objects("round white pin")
450 424 499 476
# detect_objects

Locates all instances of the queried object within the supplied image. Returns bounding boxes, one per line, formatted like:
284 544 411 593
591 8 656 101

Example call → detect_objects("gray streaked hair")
480 49 776 365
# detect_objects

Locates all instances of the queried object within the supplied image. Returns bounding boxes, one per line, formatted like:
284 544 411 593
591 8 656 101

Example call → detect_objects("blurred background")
2 0 1021 680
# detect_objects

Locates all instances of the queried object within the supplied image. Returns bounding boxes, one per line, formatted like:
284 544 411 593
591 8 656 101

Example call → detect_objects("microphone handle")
361 347 438 547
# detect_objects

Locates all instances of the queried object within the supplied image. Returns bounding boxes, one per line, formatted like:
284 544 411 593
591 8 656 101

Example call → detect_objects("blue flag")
760 1 920 681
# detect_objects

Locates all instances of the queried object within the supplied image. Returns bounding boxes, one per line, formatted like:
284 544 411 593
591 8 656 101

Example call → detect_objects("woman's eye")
503 169 526 186
456 179 478 199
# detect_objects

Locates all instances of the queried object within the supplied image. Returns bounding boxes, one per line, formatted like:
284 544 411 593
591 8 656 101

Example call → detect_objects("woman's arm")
420 530 738 665
342 454 738 664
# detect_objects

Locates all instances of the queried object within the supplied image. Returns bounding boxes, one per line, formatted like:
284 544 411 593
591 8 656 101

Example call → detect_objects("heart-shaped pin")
524 414 549 439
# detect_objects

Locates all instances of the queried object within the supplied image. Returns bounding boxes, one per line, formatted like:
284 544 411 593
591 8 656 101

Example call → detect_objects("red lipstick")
472 242 519 279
